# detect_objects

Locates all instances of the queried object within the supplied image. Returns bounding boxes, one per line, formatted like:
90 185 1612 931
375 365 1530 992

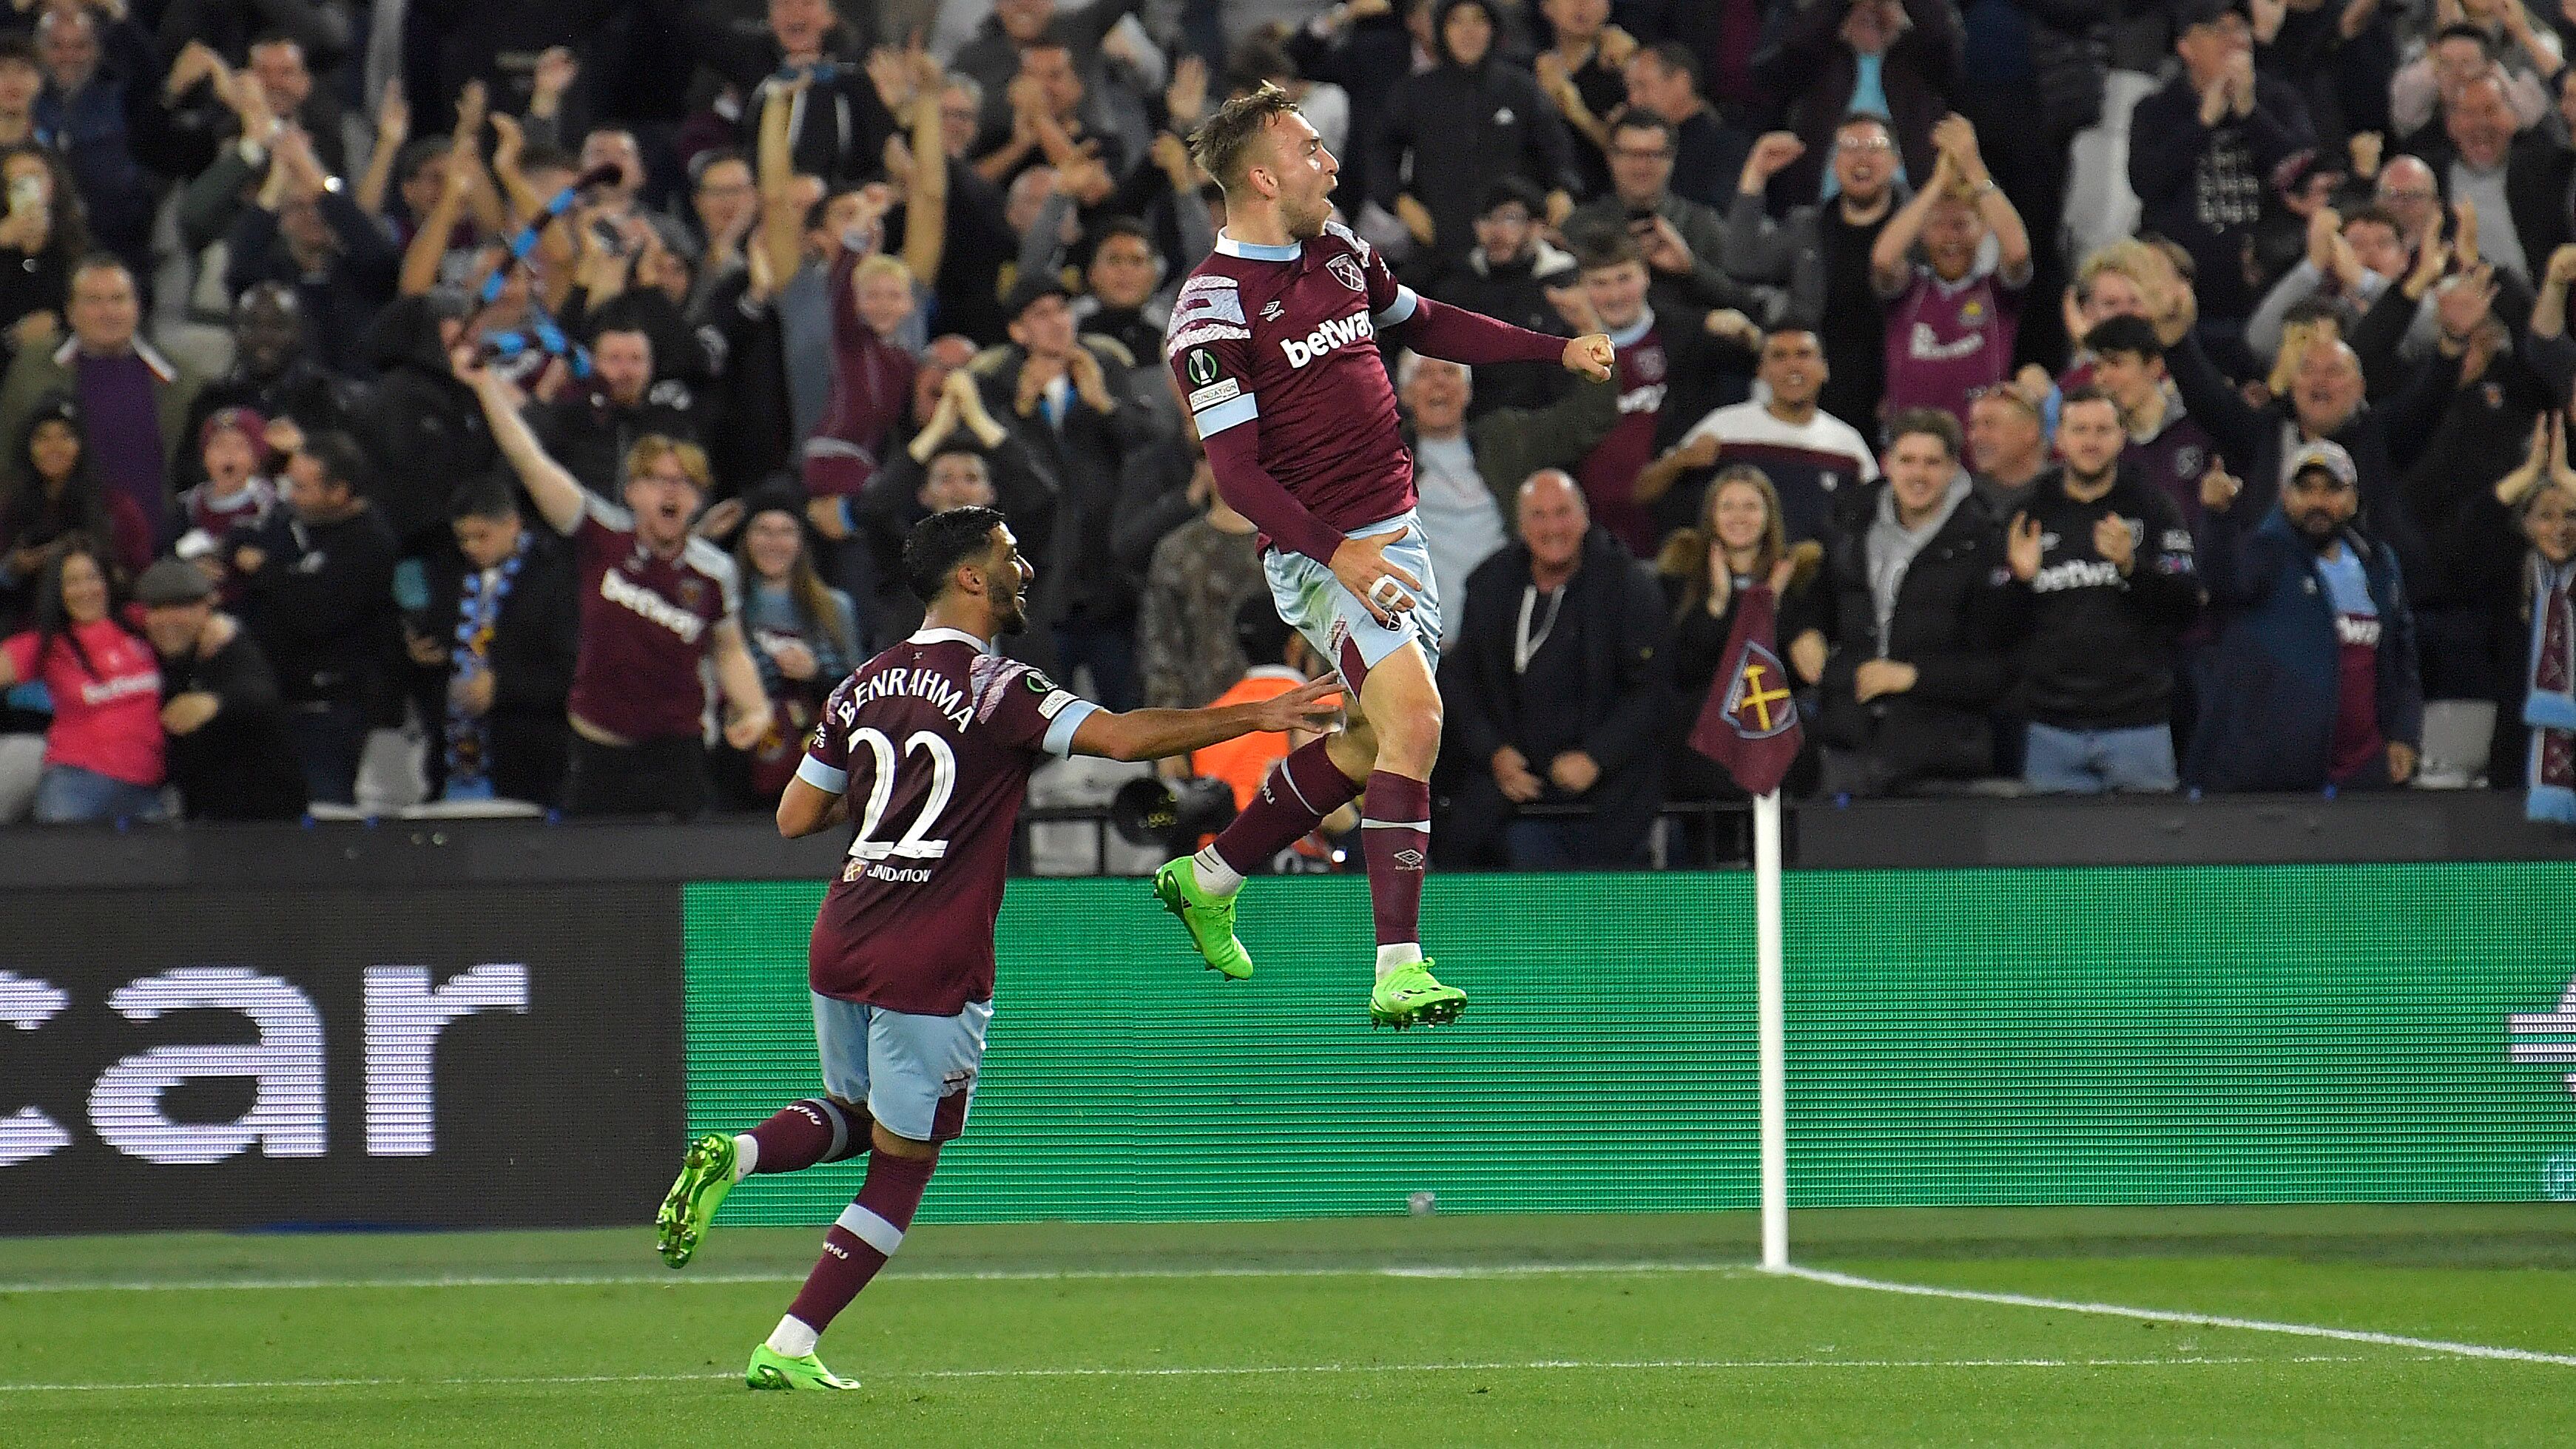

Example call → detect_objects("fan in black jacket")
1814 417 2017 794
137 558 307 821
349 295 499 556
1440 479 1673 868
1371 0 1579 269
226 432 400 807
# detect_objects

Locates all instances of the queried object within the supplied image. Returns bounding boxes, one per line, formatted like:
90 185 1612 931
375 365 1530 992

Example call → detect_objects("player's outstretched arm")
1397 294 1614 380
1070 677 1344 763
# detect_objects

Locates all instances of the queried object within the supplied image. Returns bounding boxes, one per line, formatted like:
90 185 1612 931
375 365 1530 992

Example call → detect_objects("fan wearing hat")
2189 438 2424 791
2127 0 2317 332
133 557 305 820
174 408 277 604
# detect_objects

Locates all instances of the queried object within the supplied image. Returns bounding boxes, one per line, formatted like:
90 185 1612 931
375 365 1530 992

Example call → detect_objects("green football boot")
745 1344 860 1391
655 1131 736 1269
1369 959 1467 1030
1151 857 1254 980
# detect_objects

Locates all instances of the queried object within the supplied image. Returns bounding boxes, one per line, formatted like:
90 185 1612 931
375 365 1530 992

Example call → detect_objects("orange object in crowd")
1190 666 1340 810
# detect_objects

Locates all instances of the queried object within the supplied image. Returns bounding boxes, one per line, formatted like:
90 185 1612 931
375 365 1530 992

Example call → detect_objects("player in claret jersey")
1150 83 1617 1029
655 507 1338 1393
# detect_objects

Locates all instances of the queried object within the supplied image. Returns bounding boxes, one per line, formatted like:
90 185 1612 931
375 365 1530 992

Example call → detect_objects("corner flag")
1687 583 1803 797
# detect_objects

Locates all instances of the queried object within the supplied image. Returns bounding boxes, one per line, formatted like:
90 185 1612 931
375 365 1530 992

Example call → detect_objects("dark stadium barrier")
2 882 684 1234
4 795 2572 1234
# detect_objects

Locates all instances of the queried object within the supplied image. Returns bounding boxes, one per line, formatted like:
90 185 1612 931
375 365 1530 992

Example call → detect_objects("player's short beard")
1281 192 1329 241
993 578 1030 635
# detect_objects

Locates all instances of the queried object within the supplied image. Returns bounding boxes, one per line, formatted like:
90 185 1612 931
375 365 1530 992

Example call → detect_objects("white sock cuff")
1375 943 1423 978
766 1314 820 1358
1190 845 1244 896
834 1201 906 1257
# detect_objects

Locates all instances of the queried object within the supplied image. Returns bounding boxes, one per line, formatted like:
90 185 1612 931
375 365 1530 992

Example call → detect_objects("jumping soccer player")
1150 83 1617 1028
657 506 1338 1392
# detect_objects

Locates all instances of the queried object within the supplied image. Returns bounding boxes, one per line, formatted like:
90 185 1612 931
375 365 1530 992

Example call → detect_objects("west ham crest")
1327 255 1366 291
1722 645 1798 739
1635 345 1666 383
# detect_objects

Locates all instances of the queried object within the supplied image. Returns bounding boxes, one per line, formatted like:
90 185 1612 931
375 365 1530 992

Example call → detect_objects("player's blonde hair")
1187 81 1302 195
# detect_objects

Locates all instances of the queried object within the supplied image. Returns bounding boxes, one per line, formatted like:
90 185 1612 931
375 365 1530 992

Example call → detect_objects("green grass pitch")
5 1205 2574 1446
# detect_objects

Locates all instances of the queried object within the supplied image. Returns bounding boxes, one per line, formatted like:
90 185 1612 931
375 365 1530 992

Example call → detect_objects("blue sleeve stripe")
1374 286 1420 328
1194 394 1259 437
795 755 849 794
1042 700 1103 757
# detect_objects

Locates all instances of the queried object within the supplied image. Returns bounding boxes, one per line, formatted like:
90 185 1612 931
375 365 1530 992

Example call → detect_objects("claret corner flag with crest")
1688 583 1803 797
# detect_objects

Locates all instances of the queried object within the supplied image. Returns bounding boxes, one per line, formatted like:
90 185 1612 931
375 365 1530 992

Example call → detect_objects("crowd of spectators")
1 0 2573 860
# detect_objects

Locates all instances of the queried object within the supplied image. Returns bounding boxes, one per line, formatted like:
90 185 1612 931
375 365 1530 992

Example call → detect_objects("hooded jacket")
1369 1 1579 267
350 297 499 554
1815 476 2014 786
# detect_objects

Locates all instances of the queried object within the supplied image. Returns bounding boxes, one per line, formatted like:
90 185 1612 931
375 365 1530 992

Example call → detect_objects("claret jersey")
798 629 1100 1014
1165 222 1424 541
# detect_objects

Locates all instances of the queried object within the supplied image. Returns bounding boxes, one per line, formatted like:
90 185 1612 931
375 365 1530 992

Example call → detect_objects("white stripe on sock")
834 1202 906 1257
1360 819 1431 830
814 1099 849 1162
1276 761 1319 814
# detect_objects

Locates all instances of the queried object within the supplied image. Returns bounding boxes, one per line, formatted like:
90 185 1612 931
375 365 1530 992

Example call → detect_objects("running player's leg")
1155 544 1371 975
1348 638 1464 1028
750 999 990 1391
657 998 875 1269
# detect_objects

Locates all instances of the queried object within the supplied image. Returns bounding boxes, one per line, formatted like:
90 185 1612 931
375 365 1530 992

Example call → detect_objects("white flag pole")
1753 788 1788 1271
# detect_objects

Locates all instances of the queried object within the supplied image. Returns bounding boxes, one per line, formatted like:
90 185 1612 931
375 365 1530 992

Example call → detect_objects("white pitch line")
1781 1265 2576 1369
0 1354 2383 1394
0 1260 1757 1294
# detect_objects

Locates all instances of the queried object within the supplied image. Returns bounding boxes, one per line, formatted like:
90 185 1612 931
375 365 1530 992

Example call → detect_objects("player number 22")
845 726 955 863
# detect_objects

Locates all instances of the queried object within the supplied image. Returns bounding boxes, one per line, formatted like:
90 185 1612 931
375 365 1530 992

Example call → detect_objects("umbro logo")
1261 300 1284 320
1392 848 1425 870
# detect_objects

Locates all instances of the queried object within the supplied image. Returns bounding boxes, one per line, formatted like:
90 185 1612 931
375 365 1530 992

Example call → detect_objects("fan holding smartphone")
0 145 75 354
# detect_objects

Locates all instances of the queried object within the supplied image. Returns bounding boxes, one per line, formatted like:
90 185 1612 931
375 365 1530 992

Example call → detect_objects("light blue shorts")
1264 510 1440 691
811 992 993 1144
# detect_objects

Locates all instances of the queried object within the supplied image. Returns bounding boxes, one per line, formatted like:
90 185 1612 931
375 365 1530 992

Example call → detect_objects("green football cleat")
655 1131 736 1269
745 1344 859 1391
1152 857 1254 980
1369 959 1467 1030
